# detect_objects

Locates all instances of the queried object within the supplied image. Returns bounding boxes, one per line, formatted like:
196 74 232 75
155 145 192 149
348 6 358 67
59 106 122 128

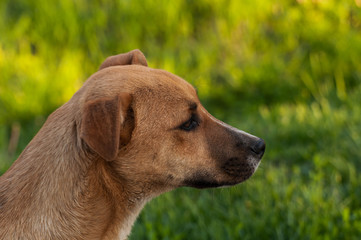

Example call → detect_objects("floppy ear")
80 93 133 161
99 49 148 70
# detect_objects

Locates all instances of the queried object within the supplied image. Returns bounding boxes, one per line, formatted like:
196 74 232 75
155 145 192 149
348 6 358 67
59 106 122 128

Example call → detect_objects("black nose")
251 139 266 156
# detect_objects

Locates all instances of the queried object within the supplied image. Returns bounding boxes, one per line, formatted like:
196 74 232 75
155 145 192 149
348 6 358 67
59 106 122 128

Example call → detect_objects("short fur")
0 49 265 239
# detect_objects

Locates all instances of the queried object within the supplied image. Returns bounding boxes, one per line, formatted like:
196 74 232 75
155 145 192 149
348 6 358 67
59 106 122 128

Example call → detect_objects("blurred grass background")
1 0 361 239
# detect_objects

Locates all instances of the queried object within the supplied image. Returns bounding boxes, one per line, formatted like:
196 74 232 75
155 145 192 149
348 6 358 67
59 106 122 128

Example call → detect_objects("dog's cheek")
174 132 214 167
172 132 185 145
155 133 194 178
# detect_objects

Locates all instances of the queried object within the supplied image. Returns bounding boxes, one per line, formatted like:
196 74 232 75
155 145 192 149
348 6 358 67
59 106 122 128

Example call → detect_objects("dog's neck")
84 158 151 240
0 104 149 240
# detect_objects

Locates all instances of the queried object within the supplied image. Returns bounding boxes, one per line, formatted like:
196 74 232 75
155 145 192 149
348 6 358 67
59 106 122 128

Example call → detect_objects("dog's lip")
182 175 252 189
182 171 234 189
182 179 232 189
181 162 258 189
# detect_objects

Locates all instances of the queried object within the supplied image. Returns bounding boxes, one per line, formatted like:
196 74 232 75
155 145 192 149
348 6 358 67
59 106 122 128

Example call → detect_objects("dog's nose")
250 138 266 156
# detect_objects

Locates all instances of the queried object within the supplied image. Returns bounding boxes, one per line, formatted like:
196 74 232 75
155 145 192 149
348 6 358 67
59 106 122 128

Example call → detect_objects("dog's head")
80 50 265 193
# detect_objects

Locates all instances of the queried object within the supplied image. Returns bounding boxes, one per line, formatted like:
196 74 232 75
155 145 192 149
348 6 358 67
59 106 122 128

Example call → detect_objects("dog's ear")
99 49 148 70
80 93 133 161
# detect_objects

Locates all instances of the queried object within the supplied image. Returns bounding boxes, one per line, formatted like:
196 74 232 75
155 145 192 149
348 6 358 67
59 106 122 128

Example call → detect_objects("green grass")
131 88 361 239
132 166 361 240
1 0 361 239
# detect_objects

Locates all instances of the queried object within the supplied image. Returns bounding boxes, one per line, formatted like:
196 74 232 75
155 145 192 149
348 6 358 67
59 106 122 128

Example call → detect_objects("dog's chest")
113 200 148 240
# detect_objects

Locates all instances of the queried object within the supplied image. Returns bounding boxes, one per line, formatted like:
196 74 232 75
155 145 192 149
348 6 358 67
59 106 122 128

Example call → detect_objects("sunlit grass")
1 0 361 239
131 88 361 239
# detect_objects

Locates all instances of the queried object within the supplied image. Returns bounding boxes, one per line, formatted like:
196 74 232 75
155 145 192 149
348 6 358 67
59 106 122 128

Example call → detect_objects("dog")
0 49 265 239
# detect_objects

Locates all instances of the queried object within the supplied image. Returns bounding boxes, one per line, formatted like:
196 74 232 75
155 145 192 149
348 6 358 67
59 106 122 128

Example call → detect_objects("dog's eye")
180 115 199 131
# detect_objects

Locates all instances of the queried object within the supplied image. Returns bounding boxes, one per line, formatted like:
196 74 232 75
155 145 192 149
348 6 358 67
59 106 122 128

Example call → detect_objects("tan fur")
0 49 265 239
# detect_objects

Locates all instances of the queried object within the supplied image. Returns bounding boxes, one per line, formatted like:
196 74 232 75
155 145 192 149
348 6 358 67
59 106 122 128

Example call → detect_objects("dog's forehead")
147 71 198 110
124 67 199 117
118 66 197 101
151 69 196 97
82 65 197 105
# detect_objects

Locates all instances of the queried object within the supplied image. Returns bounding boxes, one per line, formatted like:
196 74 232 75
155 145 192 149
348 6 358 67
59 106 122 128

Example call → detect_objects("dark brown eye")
180 115 199 131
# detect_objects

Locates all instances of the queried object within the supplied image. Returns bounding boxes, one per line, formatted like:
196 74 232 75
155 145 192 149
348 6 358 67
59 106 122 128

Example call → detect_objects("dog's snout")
250 138 266 156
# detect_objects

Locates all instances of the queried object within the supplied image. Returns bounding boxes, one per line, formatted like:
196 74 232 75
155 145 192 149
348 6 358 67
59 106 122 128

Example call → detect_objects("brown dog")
0 50 265 239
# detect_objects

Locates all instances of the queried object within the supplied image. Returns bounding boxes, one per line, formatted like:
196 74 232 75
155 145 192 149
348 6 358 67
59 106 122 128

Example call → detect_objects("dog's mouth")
182 174 252 189
183 177 235 189
182 158 260 189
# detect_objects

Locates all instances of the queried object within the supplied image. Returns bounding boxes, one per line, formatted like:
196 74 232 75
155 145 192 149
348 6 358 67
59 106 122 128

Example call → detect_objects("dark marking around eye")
179 114 200 131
